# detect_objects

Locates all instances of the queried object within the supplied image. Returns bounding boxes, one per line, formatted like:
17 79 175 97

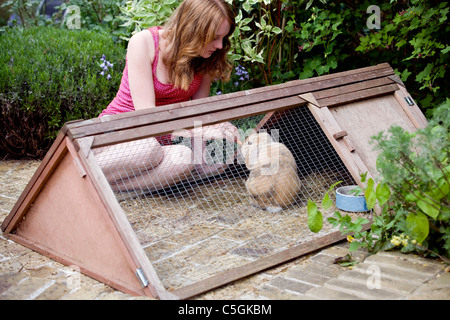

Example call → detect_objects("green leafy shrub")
1 0 128 44
0 0 58 28
0 26 125 159
227 0 371 90
118 0 180 39
370 99 450 260
229 0 448 105
58 0 128 43
356 0 449 116
308 100 450 264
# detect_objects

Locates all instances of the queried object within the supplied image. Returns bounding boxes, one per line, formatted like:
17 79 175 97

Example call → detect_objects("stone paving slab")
238 246 449 301
1 160 449 300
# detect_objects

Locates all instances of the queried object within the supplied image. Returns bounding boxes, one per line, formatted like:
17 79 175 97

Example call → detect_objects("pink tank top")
99 26 203 117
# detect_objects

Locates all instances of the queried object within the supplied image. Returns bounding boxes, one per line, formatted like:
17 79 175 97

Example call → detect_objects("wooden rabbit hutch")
2 63 427 299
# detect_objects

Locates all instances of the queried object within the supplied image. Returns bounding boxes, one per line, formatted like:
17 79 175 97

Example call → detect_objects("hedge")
0 26 125 159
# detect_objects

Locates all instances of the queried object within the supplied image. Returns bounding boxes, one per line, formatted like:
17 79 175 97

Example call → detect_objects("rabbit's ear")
257 132 273 145
240 139 251 160
255 142 274 166
245 143 261 170
245 152 258 170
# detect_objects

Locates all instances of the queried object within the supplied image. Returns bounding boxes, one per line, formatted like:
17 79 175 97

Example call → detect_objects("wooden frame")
1 63 427 299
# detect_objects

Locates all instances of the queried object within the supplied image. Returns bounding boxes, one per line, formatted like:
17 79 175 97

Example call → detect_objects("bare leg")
94 138 194 193
94 138 164 182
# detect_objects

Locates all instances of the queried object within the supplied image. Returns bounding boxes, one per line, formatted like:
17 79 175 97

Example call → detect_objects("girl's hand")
173 122 241 144
200 122 240 143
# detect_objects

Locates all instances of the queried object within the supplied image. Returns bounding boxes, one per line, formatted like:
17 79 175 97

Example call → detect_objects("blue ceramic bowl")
335 186 369 212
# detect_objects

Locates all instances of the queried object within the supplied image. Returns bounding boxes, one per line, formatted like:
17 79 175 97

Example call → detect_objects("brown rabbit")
240 132 301 213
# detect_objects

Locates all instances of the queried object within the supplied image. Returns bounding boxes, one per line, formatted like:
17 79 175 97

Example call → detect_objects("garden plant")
0 26 125 158
307 100 450 265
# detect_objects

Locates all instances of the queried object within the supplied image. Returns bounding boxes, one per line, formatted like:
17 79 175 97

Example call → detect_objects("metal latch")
135 268 149 288
405 96 415 106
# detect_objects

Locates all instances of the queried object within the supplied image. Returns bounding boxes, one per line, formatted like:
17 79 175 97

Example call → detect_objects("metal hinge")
135 268 149 288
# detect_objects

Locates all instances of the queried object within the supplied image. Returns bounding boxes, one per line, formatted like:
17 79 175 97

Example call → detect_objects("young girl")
96 0 240 193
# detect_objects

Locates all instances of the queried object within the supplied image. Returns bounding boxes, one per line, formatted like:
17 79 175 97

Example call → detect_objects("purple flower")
235 65 249 79
234 64 249 88
99 54 114 79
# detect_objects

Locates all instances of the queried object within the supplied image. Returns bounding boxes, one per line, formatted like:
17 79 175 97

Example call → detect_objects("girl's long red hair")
161 0 235 91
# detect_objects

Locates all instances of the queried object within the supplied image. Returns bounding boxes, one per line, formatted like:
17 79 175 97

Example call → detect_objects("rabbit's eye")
247 142 252 145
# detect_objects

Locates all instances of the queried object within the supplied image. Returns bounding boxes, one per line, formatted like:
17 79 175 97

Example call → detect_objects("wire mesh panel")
93 105 358 291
